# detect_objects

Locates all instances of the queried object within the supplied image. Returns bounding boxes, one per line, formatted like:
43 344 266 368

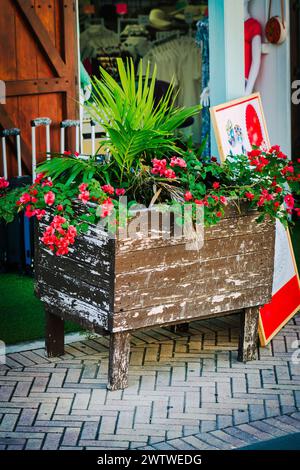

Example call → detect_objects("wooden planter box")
35 204 275 390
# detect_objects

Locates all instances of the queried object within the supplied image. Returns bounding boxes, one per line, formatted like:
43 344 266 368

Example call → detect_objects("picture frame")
210 93 300 346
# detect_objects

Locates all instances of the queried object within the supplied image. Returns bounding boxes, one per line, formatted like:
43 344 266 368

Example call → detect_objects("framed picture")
210 93 300 346
210 93 269 162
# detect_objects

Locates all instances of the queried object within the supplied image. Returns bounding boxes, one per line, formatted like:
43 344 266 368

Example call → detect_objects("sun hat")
149 9 172 30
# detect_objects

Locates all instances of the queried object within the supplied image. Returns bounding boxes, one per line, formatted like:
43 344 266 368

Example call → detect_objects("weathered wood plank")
115 231 274 274
117 215 273 253
112 284 272 332
115 250 272 292
114 267 273 313
37 284 110 329
36 265 113 314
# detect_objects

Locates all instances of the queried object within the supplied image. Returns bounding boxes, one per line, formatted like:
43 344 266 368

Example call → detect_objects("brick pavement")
0 312 299 450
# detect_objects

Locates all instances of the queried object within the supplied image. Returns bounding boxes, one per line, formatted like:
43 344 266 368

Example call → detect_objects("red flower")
0 177 9 189
277 151 287 160
194 199 203 205
151 159 167 176
184 191 193 202
102 184 115 195
212 182 220 190
211 156 218 162
74 152 80 157
248 149 261 158
64 151 72 156
44 191 55 206
284 194 295 209
216 211 222 218
78 190 90 205
56 204 64 211
30 188 38 196
295 208 300 217
245 192 255 200
31 197 38 204
116 188 126 196
274 202 280 209
19 193 31 204
34 173 46 184
170 157 187 168
25 205 36 218
275 186 283 193
211 195 219 202
297 158 300 163
257 196 265 207
220 196 227 205
79 183 88 192
269 145 280 153
164 169 176 179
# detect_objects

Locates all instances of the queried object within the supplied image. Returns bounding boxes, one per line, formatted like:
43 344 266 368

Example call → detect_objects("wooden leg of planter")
238 306 259 362
45 308 65 357
108 332 130 391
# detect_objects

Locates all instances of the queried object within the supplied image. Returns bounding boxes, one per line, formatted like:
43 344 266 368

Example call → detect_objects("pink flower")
100 198 114 218
79 183 88 192
284 194 295 209
42 180 53 187
184 191 193 202
0 177 9 189
78 190 90 205
44 191 55 206
116 188 126 196
170 157 187 168
212 182 220 190
164 169 176 179
102 184 115 195
220 196 228 205
36 209 46 220
74 152 80 157
19 193 31 204
151 159 167 176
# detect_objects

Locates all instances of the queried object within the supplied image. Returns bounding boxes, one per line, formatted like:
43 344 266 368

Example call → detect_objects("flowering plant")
0 59 299 256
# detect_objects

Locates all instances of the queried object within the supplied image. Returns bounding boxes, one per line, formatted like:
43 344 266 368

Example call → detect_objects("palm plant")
38 58 201 189
89 58 201 181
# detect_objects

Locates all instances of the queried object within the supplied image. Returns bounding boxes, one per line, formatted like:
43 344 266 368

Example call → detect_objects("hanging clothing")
142 37 202 143
196 18 210 157
80 25 119 60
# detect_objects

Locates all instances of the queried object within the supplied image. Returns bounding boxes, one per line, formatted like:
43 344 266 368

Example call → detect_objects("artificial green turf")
0 273 82 345
0 221 299 346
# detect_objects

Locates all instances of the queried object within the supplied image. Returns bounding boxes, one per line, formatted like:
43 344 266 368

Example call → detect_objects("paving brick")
61 427 81 446
43 432 62 450
1 313 300 451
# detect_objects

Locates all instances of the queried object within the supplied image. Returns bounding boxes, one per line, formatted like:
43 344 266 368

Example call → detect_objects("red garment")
244 18 262 79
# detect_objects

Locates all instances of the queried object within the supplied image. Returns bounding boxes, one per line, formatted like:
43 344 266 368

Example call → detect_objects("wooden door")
290 0 300 162
0 0 79 177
